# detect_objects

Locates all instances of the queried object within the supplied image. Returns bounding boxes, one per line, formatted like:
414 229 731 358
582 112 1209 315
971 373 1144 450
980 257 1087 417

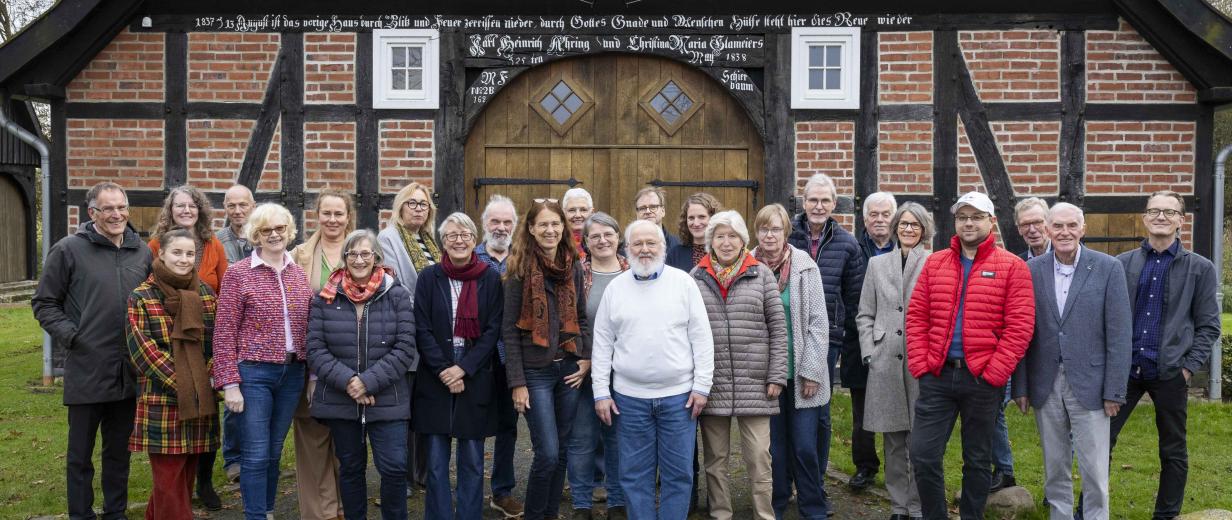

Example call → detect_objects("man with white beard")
591 220 714 520
473 194 525 518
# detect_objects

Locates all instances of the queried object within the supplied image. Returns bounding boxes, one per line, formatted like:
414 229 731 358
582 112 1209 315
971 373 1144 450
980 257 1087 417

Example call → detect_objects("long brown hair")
505 199 579 280
153 185 214 244
677 192 722 247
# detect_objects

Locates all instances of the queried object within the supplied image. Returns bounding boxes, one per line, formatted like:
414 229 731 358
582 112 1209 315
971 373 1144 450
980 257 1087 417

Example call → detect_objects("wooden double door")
464 54 765 229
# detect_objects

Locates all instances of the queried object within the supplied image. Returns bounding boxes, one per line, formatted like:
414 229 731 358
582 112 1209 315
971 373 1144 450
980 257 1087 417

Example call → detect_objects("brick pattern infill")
878 32 933 105
958 121 1060 196
187 33 281 103
304 33 356 104
878 121 934 195
67 119 164 190
1086 19 1197 103
66 29 164 102
959 30 1060 102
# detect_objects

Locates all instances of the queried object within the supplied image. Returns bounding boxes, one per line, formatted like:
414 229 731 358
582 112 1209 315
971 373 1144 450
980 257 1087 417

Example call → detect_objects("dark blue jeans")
491 361 518 500
236 361 305 520
613 391 695 520
325 419 408 520
770 383 830 520
222 408 242 470
424 434 484 520
569 380 625 510
991 378 1015 474
909 364 1003 520
521 358 580 520
816 347 839 474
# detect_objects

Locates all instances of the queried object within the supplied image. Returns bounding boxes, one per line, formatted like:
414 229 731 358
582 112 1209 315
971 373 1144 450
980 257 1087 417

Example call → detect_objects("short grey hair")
802 173 838 199
561 188 594 209
1014 197 1049 223
481 194 518 226
1046 202 1085 225
890 202 935 246
862 191 898 218
624 219 664 246
343 229 382 264
704 210 749 252
583 212 621 244
438 211 479 239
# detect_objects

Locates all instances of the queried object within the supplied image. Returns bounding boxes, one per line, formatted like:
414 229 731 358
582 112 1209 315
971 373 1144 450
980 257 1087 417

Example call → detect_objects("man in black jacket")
32 182 151 520
787 173 868 495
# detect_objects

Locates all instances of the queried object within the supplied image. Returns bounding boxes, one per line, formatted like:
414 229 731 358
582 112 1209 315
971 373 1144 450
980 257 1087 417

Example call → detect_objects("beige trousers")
700 415 774 520
294 386 342 520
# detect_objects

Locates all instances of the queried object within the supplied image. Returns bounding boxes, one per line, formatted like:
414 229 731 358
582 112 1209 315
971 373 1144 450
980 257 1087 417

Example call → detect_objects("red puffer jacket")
906 234 1034 387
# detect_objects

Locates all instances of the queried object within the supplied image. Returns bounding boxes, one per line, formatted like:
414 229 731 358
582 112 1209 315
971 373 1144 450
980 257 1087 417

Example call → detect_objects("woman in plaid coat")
127 229 220 520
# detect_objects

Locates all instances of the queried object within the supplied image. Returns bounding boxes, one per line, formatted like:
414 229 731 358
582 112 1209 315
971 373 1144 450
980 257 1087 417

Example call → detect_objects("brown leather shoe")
489 495 525 518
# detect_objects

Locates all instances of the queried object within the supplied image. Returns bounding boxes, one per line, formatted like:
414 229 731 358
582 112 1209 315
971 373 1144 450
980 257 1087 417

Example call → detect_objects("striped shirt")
212 251 313 388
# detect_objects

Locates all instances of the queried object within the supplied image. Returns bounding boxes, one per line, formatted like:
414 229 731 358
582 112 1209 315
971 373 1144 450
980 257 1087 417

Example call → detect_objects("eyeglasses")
443 232 475 243
586 231 617 243
258 225 288 237
1016 220 1045 230
954 213 990 224
345 250 376 261
88 205 129 215
1144 208 1182 218
403 200 431 211
173 203 199 211
897 221 923 231
534 198 559 204
635 204 663 213
803 197 834 208
757 227 785 237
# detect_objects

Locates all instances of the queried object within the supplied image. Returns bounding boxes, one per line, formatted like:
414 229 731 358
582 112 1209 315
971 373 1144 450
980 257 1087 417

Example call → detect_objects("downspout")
1213 144 1230 401
0 105 54 386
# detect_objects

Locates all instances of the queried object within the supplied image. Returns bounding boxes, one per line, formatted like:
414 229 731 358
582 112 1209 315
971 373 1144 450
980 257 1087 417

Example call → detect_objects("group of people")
31 173 1220 520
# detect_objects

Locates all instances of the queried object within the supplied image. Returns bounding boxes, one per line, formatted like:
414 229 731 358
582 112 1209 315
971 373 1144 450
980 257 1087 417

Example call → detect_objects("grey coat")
856 246 926 432
751 245 831 408
692 259 788 417
377 225 431 371
1012 247 1133 411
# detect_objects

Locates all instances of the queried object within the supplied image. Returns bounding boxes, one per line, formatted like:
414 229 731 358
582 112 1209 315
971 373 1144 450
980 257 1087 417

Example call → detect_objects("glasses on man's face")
1016 220 1044 231
444 232 475 243
757 227 785 237
803 197 833 208
258 225 288 237
1144 208 1182 218
89 205 129 216
955 213 990 224
897 221 923 231
345 250 376 262
635 204 663 213
404 200 431 211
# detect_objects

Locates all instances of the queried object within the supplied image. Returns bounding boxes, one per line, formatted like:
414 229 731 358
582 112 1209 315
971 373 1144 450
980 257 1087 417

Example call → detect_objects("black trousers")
909 365 1002 520
406 372 428 486
849 386 880 473
1110 373 1189 520
67 398 136 520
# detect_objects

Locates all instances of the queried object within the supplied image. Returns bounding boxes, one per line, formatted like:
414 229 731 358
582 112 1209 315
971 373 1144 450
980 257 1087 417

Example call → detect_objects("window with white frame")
373 29 439 109
790 27 860 109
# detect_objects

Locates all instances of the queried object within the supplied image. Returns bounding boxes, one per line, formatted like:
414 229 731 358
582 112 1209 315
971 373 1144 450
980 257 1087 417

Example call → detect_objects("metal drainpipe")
1213 144 1230 401
0 106 54 386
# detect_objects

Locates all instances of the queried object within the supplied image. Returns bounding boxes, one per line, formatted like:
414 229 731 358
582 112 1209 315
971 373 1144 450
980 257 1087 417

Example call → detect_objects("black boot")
196 450 223 511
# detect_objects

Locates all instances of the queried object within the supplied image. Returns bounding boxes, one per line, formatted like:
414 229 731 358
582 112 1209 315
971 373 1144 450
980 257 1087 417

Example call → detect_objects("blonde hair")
390 182 437 238
752 203 791 235
244 203 297 244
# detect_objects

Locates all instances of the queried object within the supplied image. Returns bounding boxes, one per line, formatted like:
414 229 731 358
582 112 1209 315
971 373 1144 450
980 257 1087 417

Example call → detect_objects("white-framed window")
373 29 439 109
790 27 860 109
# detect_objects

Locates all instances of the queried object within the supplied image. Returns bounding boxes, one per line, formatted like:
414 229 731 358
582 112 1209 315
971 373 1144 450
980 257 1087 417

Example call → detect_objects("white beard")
631 254 665 278
484 233 511 253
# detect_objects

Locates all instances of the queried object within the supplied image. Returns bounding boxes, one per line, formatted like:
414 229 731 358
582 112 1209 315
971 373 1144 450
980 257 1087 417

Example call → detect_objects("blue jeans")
613 391 695 520
569 381 625 510
816 347 839 473
771 383 830 520
491 361 518 500
424 434 484 520
222 408 242 470
236 361 304 520
991 380 1015 474
325 419 408 520
522 358 580 520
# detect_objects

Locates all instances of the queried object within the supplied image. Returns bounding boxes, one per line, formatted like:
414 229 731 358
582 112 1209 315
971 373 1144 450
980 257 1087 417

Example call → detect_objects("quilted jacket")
905 234 1034 387
787 214 866 387
691 254 788 416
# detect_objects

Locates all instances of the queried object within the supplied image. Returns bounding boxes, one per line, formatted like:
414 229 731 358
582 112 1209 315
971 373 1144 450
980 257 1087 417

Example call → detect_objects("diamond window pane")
673 93 693 112
540 94 561 113
563 94 583 112
552 106 571 124
661 106 681 124
808 69 824 90
809 46 824 67
407 47 423 67
392 69 406 90
650 94 669 113
825 69 841 90
661 81 682 102
407 70 423 90
826 45 841 67
392 47 406 68
551 81 573 101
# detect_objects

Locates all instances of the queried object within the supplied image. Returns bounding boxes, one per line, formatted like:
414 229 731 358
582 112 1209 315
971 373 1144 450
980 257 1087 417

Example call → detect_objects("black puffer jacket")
307 274 416 422
787 214 867 388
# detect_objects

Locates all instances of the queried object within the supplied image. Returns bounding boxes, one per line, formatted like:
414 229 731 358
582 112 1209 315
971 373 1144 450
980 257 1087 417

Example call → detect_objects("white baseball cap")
950 191 995 215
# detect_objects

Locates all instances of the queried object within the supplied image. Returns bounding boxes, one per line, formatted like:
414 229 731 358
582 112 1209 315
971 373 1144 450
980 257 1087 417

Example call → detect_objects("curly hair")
153 185 214 245
677 192 722 247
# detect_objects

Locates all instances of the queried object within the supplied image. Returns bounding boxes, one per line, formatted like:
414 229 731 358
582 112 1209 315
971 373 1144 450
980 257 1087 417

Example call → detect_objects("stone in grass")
953 486 1035 514
1178 510 1232 520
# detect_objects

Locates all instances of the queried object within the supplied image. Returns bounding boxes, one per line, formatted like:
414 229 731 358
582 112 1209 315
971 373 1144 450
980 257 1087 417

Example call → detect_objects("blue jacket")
307 274 416 422
788 214 867 388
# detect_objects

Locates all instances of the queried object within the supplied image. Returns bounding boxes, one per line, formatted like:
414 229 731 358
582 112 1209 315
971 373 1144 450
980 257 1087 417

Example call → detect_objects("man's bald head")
223 184 256 231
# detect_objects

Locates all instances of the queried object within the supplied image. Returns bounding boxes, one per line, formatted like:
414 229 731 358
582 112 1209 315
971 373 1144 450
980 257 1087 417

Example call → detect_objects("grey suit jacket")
1012 246 1132 411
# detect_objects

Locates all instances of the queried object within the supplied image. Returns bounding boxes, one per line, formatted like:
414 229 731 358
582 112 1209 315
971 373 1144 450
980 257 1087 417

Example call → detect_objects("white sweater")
591 266 714 400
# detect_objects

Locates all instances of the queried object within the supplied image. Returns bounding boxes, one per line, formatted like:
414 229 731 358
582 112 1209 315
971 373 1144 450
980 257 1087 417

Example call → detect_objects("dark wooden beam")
932 30 959 249
433 29 467 220
187 103 263 119
65 102 163 119
763 33 796 215
50 99 67 244
878 104 931 121
1192 104 1214 257
1197 87 1232 104
1058 30 1086 205
235 52 287 192
354 31 380 231
279 33 306 234
793 109 859 121
1085 103 1200 121
985 102 1063 121
164 31 187 188
852 29 879 234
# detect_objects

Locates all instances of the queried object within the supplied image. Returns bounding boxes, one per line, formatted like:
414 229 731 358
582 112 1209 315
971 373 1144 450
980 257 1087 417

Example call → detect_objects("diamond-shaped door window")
532 79 595 136
640 79 702 136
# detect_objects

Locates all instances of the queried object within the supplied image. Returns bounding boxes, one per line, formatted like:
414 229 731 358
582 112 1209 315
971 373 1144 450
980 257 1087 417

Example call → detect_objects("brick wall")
186 119 283 192
67 206 79 236
187 33 281 102
1084 121 1195 194
66 29 164 102
304 33 356 104
260 123 282 192
958 121 1060 196
959 30 1060 102
878 32 933 104
795 122 856 228
304 122 357 192
877 121 933 194
66 119 164 189
379 121 435 192
1086 19 1196 103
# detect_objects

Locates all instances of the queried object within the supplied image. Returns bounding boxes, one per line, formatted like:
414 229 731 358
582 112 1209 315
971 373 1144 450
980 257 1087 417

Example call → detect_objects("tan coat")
856 246 926 433
692 259 788 417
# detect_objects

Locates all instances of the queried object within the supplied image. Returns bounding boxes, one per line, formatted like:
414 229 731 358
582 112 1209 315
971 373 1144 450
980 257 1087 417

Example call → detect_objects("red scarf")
440 253 489 339
698 251 759 300
320 265 390 304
